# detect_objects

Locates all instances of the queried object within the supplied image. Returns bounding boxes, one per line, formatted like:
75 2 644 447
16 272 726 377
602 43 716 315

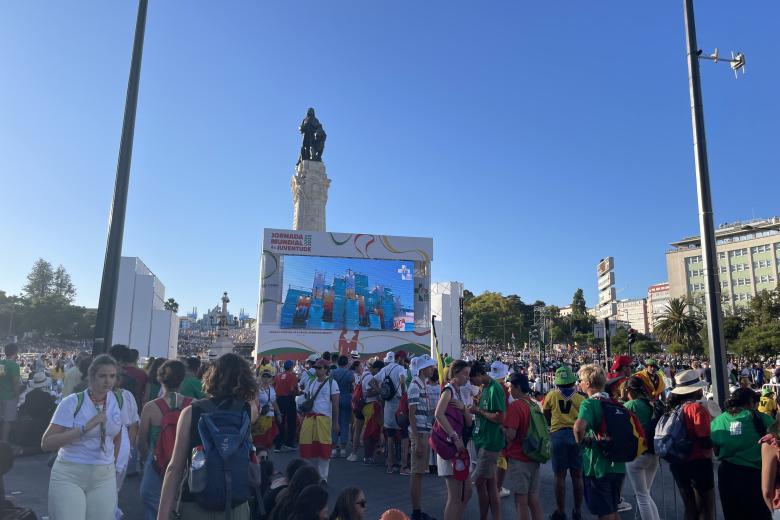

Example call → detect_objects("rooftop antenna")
699 48 746 78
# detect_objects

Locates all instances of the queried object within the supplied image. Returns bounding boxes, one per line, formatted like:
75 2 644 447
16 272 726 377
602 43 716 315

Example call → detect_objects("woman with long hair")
138 360 189 520
434 359 473 520
329 487 367 520
157 353 258 520
268 464 322 520
291 484 329 520
712 387 772 520
42 354 124 520
144 357 167 403
665 370 715 520
623 376 660 520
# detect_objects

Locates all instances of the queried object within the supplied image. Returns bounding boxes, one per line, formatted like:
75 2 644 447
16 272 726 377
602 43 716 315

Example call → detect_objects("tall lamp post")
93 0 149 354
682 0 745 408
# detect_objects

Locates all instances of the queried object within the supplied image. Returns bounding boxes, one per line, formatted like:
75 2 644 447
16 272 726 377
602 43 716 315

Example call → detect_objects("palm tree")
655 297 703 351
164 297 179 314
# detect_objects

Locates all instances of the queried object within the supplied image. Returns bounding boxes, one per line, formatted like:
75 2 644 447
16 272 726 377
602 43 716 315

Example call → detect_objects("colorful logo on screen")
270 232 312 252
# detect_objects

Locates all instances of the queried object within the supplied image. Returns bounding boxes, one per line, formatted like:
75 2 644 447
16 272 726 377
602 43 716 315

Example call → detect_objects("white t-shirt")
258 386 277 417
361 372 378 403
377 363 406 398
51 390 123 466
303 378 339 416
116 388 139 472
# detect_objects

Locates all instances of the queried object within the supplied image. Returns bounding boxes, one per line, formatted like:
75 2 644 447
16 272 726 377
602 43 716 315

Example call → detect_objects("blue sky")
282 256 414 309
1 1 778 317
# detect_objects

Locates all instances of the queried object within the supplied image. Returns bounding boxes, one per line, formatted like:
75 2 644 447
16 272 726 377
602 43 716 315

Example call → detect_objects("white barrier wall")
431 282 463 359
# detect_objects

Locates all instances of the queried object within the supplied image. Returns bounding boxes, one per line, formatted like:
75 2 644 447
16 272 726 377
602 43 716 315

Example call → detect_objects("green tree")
23 258 55 299
52 265 76 303
731 322 780 361
571 288 587 316
744 288 780 326
633 339 661 354
654 298 703 351
667 342 688 355
463 291 527 344
164 298 180 313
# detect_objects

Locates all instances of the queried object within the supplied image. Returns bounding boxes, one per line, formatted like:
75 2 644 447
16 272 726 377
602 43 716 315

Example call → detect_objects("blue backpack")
189 399 252 515
653 404 692 464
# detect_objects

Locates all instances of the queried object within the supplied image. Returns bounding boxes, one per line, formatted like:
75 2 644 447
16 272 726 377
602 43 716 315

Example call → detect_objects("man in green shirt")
179 357 205 399
0 343 21 442
470 361 507 520
574 363 625 520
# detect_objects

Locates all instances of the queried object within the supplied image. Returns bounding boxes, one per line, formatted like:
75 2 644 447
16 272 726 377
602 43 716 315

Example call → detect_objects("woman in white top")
42 354 124 520
434 359 474 520
298 358 339 482
252 369 281 456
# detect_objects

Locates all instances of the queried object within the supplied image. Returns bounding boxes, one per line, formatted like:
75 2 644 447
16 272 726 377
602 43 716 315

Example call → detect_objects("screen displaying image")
280 255 415 332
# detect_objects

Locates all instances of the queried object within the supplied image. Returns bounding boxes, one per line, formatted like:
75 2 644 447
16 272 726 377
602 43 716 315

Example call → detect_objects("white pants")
49 459 117 520
626 453 660 520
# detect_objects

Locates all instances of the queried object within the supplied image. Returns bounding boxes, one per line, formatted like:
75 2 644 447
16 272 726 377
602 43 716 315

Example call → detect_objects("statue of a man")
299 108 326 162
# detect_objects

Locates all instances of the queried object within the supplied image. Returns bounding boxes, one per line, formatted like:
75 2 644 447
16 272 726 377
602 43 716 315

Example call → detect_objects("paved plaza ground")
7 451 725 519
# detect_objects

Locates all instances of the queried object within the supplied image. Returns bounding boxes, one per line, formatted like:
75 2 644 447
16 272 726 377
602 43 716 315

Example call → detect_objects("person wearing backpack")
433 359 473 520
503 372 545 520
662 370 715 520
623 376 660 520
138 360 191 520
376 351 407 475
299 358 340 482
42 354 124 520
543 365 585 520
157 353 259 520
711 387 773 520
468 361 507 520
573 363 626 520
349 359 383 464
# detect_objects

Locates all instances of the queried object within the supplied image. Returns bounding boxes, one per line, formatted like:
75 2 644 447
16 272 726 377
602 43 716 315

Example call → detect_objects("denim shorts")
550 428 582 473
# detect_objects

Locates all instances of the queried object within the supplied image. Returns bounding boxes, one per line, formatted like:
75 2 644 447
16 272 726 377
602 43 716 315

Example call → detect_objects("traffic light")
627 329 637 346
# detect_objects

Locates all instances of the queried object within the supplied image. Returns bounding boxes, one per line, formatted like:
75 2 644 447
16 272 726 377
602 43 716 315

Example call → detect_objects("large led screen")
280 255 415 332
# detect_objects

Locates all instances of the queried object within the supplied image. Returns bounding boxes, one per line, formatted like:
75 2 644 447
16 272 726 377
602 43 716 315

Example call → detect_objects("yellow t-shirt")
542 387 586 432
759 396 777 416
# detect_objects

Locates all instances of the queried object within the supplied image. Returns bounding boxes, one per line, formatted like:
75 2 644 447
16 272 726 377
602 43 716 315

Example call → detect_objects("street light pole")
93 0 149 355
682 0 729 408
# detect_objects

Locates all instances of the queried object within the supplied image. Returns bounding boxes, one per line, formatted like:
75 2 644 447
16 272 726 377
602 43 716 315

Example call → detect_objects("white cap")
384 351 395 364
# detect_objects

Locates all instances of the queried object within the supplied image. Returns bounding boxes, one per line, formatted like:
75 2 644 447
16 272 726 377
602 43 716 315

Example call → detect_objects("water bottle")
188 446 207 493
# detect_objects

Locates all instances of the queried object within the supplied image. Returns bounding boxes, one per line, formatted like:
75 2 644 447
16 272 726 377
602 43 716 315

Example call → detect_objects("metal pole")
683 0 729 409
93 0 148 355
603 317 611 371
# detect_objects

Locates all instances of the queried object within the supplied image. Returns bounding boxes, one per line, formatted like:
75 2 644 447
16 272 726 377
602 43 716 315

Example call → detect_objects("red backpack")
352 375 367 415
153 394 192 474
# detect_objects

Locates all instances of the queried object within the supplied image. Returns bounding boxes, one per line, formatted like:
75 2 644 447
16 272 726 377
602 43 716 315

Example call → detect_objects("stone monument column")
291 160 331 232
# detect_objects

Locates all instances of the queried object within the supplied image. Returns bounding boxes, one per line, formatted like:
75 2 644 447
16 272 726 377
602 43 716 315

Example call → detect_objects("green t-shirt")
179 375 205 399
578 396 626 477
0 360 20 401
624 398 652 431
474 378 507 452
711 409 773 469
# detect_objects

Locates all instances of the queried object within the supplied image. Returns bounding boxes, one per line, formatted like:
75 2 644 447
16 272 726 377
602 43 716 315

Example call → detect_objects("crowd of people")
3 340 780 519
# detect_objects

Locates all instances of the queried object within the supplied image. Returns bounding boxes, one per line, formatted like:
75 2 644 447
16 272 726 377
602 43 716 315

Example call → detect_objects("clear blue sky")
1 1 778 317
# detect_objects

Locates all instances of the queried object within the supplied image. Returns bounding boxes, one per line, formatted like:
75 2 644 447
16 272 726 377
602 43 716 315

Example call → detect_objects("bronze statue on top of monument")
298 107 326 163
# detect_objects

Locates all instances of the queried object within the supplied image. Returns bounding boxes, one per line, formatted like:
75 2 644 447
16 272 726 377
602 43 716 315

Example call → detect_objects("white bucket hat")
669 369 707 395
414 354 437 375
489 361 509 380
